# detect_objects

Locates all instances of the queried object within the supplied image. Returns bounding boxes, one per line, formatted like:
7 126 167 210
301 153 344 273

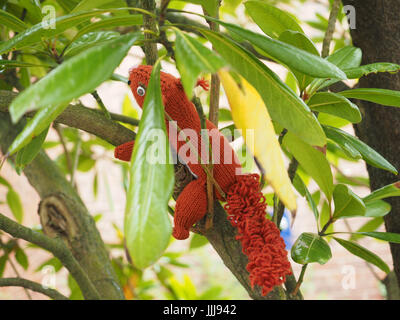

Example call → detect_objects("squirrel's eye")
137 86 146 96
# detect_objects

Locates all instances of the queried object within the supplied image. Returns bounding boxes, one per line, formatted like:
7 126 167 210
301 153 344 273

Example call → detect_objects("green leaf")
291 232 332 265
333 237 390 273
213 20 347 80
245 1 303 38
8 104 67 155
73 15 143 40
364 200 391 218
324 126 361 159
71 0 121 12
0 59 50 69
309 46 362 91
278 30 319 91
9 33 141 122
0 9 127 54
322 126 397 174
0 9 28 32
64 31 120 57
325 46 362 69
332 184 366 219
125 60 174 269
293 174 319 222
177 0 219 16
6 189 24 223
357 231 400 244
308 92 362 123
15 126 50 171
283 132 333 200
0 254 8 277
344 63 400 79
189 234 209 250
339 88 400 108
15 247 29 270
350 217 384 241
363 182 400 202
202 30 326 146
173 28 225 98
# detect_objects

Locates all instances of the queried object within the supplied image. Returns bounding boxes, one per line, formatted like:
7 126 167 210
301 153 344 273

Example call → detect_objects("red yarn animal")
115 65 292 295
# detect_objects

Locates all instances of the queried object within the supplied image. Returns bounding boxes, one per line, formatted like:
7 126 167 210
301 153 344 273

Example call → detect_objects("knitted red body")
115 65 292 295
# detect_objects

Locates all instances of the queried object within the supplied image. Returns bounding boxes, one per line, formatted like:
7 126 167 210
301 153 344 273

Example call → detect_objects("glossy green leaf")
15 247 29 270
9 33 140 122
15 126 50 172
64 31 120 57
245 1 303 38
326 46 362 69
173 28 225 98
202 30 326 146
0 8 129 54
309 46 362 91
322 126 397 174
8 104 68 155
344 63 400 79
283 132 333 200
278 30 319 91
73 15 143 40
323 125 361 159
177 0 219 16
6 189 24 223
214 20 347 80
364 200 391 218
339 88 400 108
0 9 28 32
363 182 400 202
291 232 332 265
357 231 400 244
308 92 362 123
125 60 174 269
333 237 390 273
332 184 366 219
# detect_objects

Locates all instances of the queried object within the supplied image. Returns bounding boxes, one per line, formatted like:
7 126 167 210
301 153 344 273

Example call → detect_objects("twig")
91 91 111 120
0 277 68 300
139 0 158 65
321 0 341 58
0 212 100 300
8 257 32 300
292 263 308 296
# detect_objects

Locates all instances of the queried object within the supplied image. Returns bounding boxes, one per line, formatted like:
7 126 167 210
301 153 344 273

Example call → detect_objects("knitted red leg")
173 178 207 240
224 174 292 296
114 141 134 162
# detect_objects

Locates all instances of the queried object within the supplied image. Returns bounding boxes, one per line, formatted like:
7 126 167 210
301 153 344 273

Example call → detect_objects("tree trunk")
342 0 400 288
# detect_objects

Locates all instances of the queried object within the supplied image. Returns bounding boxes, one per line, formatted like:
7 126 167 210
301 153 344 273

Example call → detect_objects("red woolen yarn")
224 174 292 295
115 65 292 295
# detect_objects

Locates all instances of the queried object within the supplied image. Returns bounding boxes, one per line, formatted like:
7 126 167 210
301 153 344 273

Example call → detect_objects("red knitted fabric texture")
115 65 292 295
224 174 292 295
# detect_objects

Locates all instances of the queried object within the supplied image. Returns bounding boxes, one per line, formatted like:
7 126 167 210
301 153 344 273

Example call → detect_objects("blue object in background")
267 209 293 250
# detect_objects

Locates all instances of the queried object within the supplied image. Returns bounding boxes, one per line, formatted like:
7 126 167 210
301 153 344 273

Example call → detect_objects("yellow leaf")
218 70 297 211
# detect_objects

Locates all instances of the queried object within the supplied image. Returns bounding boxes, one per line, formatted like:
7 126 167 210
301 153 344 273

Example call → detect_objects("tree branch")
0 212 100 300
321 0 341 58
0 277 69 300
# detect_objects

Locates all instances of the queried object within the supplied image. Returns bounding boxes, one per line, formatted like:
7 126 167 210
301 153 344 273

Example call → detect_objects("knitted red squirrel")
115 65 292 295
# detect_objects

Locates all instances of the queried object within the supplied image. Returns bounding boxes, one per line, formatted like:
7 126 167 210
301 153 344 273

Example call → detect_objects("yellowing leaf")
218 70 297 211
121 94 139 131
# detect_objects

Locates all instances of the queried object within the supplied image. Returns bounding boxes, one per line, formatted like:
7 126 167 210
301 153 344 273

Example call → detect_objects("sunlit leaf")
332 184 366 219
219 71 297 211
125 60 174 269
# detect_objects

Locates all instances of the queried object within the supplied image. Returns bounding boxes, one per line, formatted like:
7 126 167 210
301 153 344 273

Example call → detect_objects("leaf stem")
292 263 308 296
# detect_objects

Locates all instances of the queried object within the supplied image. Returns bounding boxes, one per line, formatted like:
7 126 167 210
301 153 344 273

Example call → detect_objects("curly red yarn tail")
224 174 292 296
